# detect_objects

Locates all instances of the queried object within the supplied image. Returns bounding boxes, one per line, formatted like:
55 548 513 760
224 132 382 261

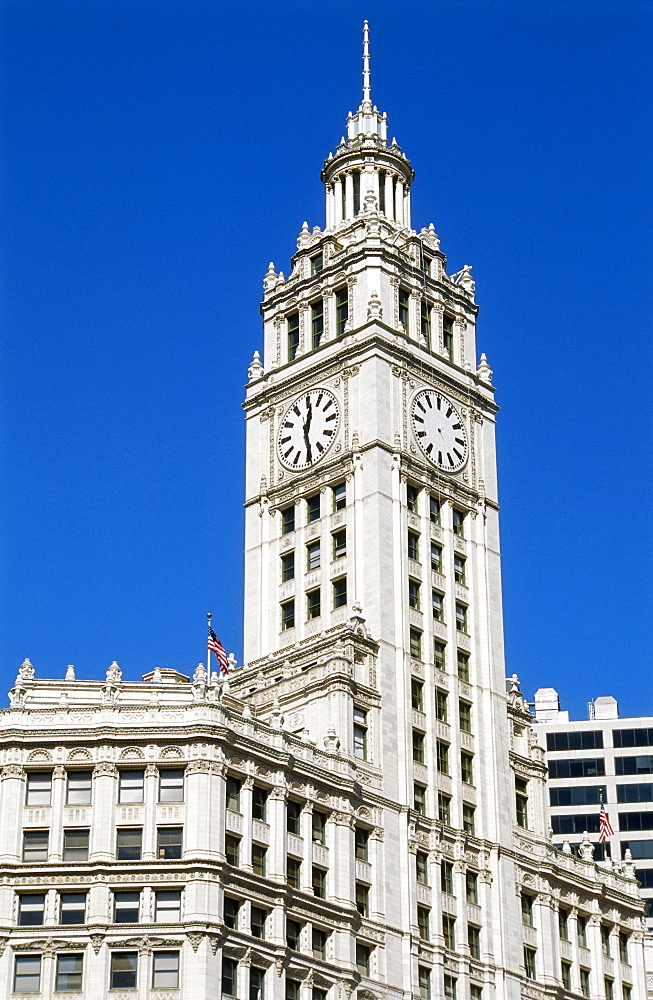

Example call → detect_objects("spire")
362 20 372 110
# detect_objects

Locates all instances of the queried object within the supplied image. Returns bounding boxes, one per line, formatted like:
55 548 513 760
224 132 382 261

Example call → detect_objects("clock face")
277 388 340 470
411 389 468 471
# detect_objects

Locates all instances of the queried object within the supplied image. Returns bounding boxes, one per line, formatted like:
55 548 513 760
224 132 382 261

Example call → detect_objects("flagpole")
206 612 212 681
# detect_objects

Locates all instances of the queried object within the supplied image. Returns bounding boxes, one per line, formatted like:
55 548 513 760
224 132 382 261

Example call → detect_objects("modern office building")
0 23 647 1000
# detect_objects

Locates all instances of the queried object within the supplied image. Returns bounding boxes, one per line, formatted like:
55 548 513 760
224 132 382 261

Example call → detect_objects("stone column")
240 777 254 872
404 185 411 229
331 812 353 905
370 826 385 920
142 763 158 861
587 914 603 998
384 173 394 220
0 765 24 861
49 765 66 861
300 802 314 893
184 760 213 859
90 762 117 861
344 172 354 220
267 786 286 884
394 179 404 226
334 177 343 224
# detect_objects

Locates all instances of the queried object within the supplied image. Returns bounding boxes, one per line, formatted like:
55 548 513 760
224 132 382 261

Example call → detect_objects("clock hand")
304 398 313 462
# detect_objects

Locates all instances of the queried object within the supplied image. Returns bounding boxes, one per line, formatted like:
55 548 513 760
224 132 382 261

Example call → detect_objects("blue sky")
1 0 651 720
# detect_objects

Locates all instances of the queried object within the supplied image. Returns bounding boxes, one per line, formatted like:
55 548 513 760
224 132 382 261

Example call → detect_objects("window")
410 629 423 660
281 505 295 534
224 896 240 929
407 531 420 561
407 484 420 513
412 730 425 764
561 962 572 990
455 603 468 632
546 730 604 752
623 988 632 1000
356 943 371 976
152 951 179 989
452 508 465 537
429 496 440 523
311 253 323 275
252 786 268 821
14 955 41 993
461 752 474 785
312 810 327 844
619 931 630 963
431 543 442 572
252 843 267 877
457 651 470 682
468 924 481 960
454 555 466 584
521 893 535 926
524 947 537 980
432 591 444 622
18 894 44 926
436 740 449 774
459 701 472 733
26 772 52 806
311 300 324 349
56 953 83 992
157 826 182 860
355 881 369 916
116 828 142 861
354 708 368 759
312 865 327 898
551 784 607 806
355 826 369 861
281 598 295 630
226 776 241 812
434 641 446 671
549 757 605 779
515 777 529 828
114 891 140 923
287 312 299 361
335 287 348 336
442 914 456 950
614 727 653 748
618 811 653 831
580 969 590 998
617 783 653 803
287 800 302 835
333 576 347 608
411 679 424 711
601 925 612 957
421 301 431 347
313 989 327 1000
418 966 431 1000
60 892 86 925
333 482 346 510
222 957 238 996
286 918 302 950
558 907 569 940
417 905 430 940
287 856 301 889
414 783 427 815
281 552 295 582
466 871 478 904
605 980 614 1000
307 493 321 522
286 980 301 1000
435 688 448 722
470 987 482 1000
110 952 138 990
440 860 453 895
399 288 410 332
616 756 653 775
306 588 321 620
251 906 267 938
438 793 451 825
156 890 181 922
159 769 184 803
443 316 454 361
63 828 89 861
416 851 429 884
306 542 321 572
119 770 144 804
551 814 600 835
408 578 421 610
312 927 328 959
66 771 92 805
577 913 588 948
462 804 475 835
332 529 346 559
444 975 457 1000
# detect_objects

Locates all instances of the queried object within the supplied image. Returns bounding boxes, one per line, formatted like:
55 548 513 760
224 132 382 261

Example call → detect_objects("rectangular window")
468 924 481 960
463 804 475 835
281 599 295 630
444 975 457 1000
252 786 268 822
332 529 346 559
251 906 267 938
546 730 604 752
438 793 451 825
59 892 86 925
333 576 347 608
18 894 45 926
561 962 572 990
118 770 144 804
466 871 478 904
421 301 431 348
411 679 424 711
26 772 52 807
416 850 429 885
461 752 474 785
614 727 653 748
410 629 423 660
452 508 465 537
619 931 629 963
435 688 448 722
457 651 470 682
333 482 346 510
577 914 588 948
110 952 138 990
617 783 653 803
159 769 184 803
354 708 368 760
432 591 444 622
605 980 614 1000
226 776 241 812
116 828 142 861
616 756 653 776
524 947 537 980
287 312 299 361
281 505 295 534
356 943 371 976
414 783 427 815
355 826 369 861
459 701 472 733
63 828 89 861
412 730 425 764
408 579 421 610
551 814 600 836
407 531 420 561
312 865 327 898
14 955 41 993
558 907 569 940
222 957 238 997
312 810 327 844
407 484 420 513
440 860 453 895
335 287 348 336
157 827 182 860
417 906 430 940
436 740 449 774
434 641 446 671
399 288 410 332
443 316 454 362
418 967 431 1000
66 771 92 805
287 856 301 889
56 952 83 992
521 893 535 926
152 951 179 989
470 987 482 1000
287 981 301 1000
580 969 590 998
455 603 468 632
355 881 369 916
429 496 440 523
454 555 466 584
223 896 240 929
601 925 612 957
431 543 442 572
306 541 321 572
286 918 302 950
252 844 267 877
155 890 181 922
307 493 321 522
551 784 607 806
311 300 324 350
281 552 295 582
549 757 605 779
623 988 632 1000
306 588 321 620
312 927 328 960
287 800 302 835
311 253 323 275
442 913 456 950
114 891 140 923
515 777 529 828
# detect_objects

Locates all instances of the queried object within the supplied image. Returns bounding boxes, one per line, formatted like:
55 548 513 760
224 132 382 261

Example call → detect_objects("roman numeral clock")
410 388 468 472
277 388 340 470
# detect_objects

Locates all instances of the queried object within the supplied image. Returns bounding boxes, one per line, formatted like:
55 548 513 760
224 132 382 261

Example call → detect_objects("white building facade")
0 23 647 1000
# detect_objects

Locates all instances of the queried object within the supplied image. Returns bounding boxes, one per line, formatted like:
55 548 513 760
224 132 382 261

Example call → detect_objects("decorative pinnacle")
362 20 371 109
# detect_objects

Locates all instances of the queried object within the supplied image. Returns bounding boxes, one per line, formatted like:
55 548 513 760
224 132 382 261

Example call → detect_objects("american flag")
208 626 229 674
598 802 614 843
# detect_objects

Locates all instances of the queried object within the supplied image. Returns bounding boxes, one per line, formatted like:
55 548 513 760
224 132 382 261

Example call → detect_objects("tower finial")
362 20 371 109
